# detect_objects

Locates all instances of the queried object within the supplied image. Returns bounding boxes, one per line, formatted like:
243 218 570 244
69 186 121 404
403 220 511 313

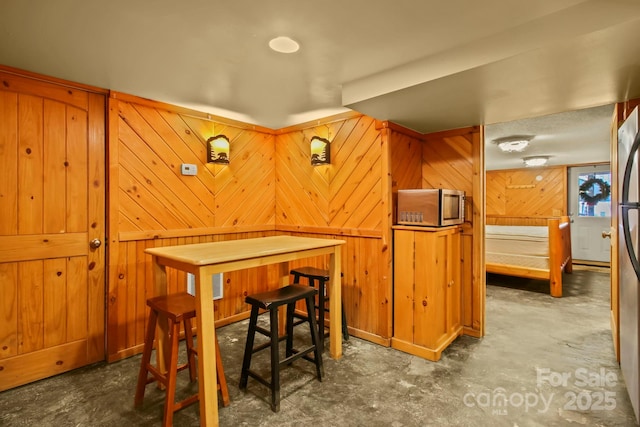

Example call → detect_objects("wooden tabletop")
145 235 345 266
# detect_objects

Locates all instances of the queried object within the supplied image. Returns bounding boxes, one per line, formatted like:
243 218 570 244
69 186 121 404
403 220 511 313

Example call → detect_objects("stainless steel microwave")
397 189 465 227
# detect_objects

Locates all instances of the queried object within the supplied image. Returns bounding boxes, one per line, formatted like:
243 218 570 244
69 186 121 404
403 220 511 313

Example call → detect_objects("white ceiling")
485 104 614 170
1 0 640 168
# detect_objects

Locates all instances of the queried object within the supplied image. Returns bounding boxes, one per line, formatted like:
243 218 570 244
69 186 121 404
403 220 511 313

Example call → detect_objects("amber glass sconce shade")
207 135 230 164
310 136 330 166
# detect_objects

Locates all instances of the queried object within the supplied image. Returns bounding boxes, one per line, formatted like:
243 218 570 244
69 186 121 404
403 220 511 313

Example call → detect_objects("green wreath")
579 178 611 205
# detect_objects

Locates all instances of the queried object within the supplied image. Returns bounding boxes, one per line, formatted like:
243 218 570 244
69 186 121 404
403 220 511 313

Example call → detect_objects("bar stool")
134 292 229 427
290 267 349 354
239 284 323 412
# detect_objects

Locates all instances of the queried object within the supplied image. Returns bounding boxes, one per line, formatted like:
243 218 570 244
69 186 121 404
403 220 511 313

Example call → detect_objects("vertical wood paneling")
0 263 18 358
18 260 44 353
0 69 107 390
67 256 88 342
18 95 44 235
0 91 18 236
66 107 88 233
43 258 66 347
43 100 66 234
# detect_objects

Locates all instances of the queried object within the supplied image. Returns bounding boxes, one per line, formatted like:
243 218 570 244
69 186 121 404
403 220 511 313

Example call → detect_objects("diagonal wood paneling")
275 115 382 232
390 130 422 190
422 134 474 195
486 166 566 218
116 98 275 233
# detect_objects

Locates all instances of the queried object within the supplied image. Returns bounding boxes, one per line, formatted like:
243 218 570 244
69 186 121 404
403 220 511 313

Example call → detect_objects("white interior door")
568 165 612 263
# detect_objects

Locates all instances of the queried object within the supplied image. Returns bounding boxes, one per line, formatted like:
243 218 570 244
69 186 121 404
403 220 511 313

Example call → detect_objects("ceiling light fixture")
268 36 300 53
522 156 549 167
492 135 534 153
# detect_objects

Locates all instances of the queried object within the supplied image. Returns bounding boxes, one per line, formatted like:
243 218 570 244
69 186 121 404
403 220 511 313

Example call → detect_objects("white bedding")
485 252 549 270
485 225 549 261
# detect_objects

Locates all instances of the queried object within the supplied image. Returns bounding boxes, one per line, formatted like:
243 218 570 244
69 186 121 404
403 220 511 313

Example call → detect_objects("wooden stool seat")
290 267 349 354
239 284 323 412
134 292 229 426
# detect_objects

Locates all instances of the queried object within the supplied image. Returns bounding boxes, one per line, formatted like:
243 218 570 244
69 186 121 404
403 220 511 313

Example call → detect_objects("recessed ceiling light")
268 36 300 53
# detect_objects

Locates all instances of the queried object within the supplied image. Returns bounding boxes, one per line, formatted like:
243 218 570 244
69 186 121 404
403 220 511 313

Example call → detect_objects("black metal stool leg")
239 305 260 389
316 277 326 354
305 294 323 380
269 307 281 412
285 302 295 358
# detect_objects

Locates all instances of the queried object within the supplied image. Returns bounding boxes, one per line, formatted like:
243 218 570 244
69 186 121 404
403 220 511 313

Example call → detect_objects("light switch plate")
181 163 197 176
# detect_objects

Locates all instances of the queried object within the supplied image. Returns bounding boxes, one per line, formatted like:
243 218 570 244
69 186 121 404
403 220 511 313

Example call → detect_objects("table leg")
329 246 343 359
194 267 219 426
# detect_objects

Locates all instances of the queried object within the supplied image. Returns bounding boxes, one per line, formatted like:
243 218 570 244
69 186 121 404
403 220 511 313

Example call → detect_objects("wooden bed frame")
485 216 573 297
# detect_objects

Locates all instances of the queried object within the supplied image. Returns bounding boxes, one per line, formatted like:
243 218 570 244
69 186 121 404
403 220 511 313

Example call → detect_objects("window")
578 172 611 217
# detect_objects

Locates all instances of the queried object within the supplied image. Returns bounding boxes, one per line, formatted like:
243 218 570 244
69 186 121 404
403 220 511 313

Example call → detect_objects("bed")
485 216 573 297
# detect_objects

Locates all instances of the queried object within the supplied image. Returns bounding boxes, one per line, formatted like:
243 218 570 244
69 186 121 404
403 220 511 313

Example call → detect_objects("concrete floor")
0 267 637 426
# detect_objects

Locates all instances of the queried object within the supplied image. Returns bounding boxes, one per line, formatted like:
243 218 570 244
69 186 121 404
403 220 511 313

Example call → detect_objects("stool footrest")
245 370 273 389
254 325 271 337
281 345 316 366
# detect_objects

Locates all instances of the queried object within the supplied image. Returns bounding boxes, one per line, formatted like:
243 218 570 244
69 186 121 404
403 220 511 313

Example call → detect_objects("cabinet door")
393 230 415 342
413 231 447 348
446 230 462 333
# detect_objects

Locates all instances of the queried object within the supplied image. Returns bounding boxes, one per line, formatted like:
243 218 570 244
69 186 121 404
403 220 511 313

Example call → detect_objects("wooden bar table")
145 235 345 426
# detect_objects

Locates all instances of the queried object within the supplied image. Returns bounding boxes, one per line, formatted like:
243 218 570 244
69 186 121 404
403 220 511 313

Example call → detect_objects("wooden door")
414 230 446 349
610 104 620 361
568 165 612 263
0 69 106 391
446 229 461 335
392 229 415 343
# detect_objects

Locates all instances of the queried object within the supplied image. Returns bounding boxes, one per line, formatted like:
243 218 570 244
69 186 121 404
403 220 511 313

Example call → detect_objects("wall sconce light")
523 156 549 167
207 135 230 164
310 136 330 166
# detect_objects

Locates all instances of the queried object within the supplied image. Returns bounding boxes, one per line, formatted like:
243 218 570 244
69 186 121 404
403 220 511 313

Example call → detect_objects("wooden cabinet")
391 226 462 361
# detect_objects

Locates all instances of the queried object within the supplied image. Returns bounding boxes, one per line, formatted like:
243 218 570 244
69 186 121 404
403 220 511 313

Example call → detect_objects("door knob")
90 238 102 249
602 231 612 239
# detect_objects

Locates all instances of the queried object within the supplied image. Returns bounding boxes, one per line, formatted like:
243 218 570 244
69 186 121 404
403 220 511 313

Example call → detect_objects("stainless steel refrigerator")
619 106 640 424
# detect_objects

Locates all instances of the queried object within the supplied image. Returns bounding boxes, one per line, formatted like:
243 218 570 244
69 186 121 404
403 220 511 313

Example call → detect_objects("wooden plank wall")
108 99 395 359
107 93 279 360
387 125 423 224
486 166 567 221
275 114 392 345
275 114 384 234
422 127 484 336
